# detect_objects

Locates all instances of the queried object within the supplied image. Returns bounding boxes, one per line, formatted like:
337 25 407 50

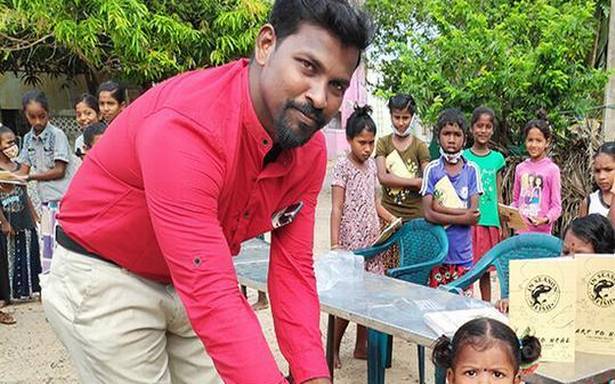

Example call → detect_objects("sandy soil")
0 163 472 384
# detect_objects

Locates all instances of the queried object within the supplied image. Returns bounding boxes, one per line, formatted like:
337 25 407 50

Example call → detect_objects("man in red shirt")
42 1 373 383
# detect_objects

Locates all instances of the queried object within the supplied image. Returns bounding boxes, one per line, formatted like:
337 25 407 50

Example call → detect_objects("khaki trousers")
42 245 222 384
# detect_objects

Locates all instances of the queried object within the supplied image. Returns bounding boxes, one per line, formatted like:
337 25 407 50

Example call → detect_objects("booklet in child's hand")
433 175 465 209
373 217 403 246
498 203 527 230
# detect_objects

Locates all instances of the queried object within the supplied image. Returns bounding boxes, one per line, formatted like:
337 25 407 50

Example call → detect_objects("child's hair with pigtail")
432 318 541 374
346 104 377 139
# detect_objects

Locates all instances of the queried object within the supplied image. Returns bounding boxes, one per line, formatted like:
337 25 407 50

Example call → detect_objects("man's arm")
137 111 286 384
269 145 331 384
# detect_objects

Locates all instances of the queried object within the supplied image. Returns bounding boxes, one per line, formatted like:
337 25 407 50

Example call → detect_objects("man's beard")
274 101 326 150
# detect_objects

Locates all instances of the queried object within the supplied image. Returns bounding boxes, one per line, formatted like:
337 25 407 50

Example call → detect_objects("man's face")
256 23 360 149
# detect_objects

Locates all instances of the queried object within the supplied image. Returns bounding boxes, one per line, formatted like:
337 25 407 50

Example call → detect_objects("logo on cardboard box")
525 275 560 313
587 270 615 308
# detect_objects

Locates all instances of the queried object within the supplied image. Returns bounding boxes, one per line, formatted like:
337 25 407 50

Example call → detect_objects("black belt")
56 226 118 266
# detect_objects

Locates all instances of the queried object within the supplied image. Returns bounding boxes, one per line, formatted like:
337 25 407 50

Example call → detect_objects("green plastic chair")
443 233 562 297
435 233 562 384
355 218 449 384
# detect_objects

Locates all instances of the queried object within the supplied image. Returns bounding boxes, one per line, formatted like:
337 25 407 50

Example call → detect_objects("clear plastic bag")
314 250 364 293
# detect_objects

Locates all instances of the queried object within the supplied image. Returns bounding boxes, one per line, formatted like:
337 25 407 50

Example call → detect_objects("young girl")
463 107 506 302
74 93 100 158
432 318 542 384
579 142 615 217
421 109 482 288
0 125 41 302
512 111 561 233
97 81 127 123
330 105 396 368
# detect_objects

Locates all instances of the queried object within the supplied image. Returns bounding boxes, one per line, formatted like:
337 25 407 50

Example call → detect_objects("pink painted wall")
324 63 367 160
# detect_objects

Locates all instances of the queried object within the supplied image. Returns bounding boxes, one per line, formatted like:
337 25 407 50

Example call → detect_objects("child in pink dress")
512 111 561 234
330 105 396 368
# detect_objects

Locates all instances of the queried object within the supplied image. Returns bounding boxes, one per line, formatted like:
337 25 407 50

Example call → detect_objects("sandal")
0 310 16 325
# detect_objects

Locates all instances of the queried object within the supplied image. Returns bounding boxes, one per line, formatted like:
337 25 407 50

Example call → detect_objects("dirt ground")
0 164 483 384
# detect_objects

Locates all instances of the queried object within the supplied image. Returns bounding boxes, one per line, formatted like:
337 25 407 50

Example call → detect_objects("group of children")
330 94 615 367
0 81 126 325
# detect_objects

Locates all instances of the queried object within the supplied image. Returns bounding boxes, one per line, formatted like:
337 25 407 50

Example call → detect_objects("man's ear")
254 24 277 66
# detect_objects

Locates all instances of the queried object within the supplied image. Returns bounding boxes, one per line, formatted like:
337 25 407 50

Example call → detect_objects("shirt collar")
31 122 51 141
240 60 295 169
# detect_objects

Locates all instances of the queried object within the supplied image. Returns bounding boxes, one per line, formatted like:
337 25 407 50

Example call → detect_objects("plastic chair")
355 219 448 384
443 233 562 297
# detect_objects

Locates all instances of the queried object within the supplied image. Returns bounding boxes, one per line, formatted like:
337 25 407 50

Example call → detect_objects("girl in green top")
463 106 506 302
375 94 430 220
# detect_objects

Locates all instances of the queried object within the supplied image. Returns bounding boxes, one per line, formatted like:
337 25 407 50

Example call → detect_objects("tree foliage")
365 0 610 144
0 0 270 90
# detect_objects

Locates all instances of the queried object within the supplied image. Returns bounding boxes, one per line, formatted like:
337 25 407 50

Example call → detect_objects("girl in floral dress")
330 105 396 368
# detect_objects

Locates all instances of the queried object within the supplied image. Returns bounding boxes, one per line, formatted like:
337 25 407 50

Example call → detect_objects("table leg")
368 329 385 384
326 314 335 382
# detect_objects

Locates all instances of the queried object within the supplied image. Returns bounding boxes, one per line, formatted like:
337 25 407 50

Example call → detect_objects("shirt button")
262 139 269 146
243 211 250 219
193 257 202 267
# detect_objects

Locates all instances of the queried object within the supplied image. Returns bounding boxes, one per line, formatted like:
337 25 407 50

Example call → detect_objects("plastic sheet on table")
314 250 364 293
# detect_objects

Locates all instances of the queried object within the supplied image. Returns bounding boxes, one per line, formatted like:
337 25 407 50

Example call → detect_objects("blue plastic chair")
355 219 448 384
435 233 562 384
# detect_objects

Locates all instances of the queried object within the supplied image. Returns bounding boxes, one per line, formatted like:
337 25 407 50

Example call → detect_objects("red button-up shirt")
58 59 329 384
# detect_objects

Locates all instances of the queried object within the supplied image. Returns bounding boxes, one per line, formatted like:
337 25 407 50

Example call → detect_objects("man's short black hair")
269 0 374 55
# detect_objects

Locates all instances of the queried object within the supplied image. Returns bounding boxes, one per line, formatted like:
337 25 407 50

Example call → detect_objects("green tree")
0 0 270 91
365 0 610 143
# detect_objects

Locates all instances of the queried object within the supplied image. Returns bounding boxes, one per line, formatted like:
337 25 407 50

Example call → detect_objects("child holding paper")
421 109 483 287
511 110 561 233
375 94 430 221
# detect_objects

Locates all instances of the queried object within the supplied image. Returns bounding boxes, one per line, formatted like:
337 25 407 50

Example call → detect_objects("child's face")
439 123 465 154
390 108 413 134
525 128 548 159
562 230 594 255
448 343 520 384
593 153 615 192
24 101 49 133
0 132 17 160
471 114 494 146
75 101 99 129
99 91 125 123
348 129 375 163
